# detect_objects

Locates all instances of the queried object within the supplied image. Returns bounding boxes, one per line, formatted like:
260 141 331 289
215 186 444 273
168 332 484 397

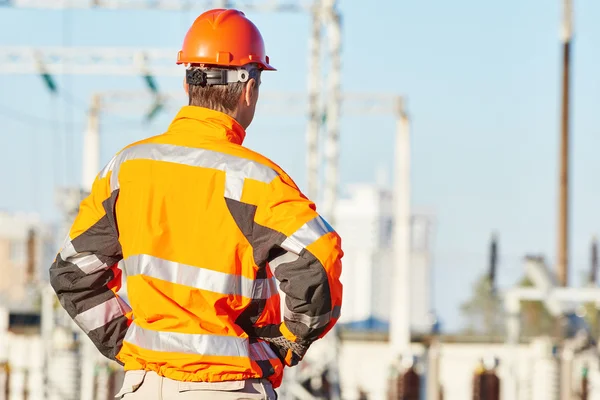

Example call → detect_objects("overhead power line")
0 103 141 129
0 46 181 76
0 104 77 127
3 0 312 12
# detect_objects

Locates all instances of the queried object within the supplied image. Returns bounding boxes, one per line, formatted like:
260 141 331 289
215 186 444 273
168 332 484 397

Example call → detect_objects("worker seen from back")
49 8 343 400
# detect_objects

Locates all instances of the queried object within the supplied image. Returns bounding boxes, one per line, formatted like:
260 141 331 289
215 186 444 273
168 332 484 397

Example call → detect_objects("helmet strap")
186 66 255 87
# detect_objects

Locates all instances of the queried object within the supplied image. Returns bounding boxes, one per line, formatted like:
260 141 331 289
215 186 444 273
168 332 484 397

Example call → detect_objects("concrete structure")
338 334 600 400
0 212 55 308
334 184 435 333
334 183 392 325
410 214 436 333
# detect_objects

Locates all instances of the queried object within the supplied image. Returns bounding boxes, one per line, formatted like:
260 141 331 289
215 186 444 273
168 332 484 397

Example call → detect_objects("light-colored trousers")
115 370 278 400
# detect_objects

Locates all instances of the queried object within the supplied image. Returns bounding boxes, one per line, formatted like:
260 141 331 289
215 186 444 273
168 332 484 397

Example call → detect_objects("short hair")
187 65 261 114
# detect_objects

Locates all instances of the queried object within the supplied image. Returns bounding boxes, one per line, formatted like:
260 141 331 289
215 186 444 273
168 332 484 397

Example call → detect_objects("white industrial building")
0 212 55 307
334 183 436 334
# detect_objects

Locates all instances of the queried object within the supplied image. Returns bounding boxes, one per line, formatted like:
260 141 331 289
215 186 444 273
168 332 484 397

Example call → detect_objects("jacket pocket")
114 370 146 398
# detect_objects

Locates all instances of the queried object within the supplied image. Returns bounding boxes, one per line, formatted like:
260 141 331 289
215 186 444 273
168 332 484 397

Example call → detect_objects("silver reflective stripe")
124 323 249 357
283 307 331 330
59 239 76 258
74 297 129 334
249 341 278 361
124 254 277 300
225 175 245 201
99 155 118 179
70 254 107 274
281 216 334 254
109 143 278 200
60 240 107 274
268 252 299 272
60 237 77 260
251 276 279 300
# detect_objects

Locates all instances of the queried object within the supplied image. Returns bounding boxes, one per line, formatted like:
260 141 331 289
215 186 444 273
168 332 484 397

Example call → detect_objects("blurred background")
0 0 599 399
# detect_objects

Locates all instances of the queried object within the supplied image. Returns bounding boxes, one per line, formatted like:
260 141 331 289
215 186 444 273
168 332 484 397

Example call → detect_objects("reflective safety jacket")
49 106 343 388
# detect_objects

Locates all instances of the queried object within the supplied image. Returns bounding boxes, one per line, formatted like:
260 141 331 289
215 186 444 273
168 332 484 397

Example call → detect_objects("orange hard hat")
177 9 276 71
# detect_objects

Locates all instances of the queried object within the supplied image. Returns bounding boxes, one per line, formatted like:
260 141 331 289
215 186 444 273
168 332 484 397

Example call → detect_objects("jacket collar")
167 106 246 145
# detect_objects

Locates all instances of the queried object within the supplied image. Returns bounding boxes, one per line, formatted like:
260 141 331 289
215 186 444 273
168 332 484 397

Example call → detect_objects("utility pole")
82 94 101 193
557 0 573 287
321 0 342 227
558 2 573 389
590 236 598 285
390 98 411 355
426 339 441 400
306 0 322 201
489 232 498 294
79 96 102 400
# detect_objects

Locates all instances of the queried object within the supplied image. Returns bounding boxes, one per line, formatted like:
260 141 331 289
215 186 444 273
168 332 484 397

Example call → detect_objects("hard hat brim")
177 58 276 72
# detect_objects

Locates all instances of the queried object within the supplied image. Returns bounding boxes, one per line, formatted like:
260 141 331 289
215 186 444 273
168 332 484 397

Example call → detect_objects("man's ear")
244 78 258 107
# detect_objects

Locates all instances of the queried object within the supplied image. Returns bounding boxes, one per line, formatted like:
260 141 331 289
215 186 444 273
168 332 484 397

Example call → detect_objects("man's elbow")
48 256 74 296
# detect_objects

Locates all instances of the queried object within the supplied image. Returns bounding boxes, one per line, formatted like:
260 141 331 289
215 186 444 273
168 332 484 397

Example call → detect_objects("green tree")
578 301 600 338
578 271 600 338
460 275 558 337
460 275 504 335
516 276 558 337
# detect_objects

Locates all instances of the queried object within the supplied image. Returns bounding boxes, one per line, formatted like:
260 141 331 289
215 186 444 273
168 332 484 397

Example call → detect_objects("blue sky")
1 0 599 332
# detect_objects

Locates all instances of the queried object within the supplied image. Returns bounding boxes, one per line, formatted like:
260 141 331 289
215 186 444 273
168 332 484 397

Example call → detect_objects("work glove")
253 324 310 367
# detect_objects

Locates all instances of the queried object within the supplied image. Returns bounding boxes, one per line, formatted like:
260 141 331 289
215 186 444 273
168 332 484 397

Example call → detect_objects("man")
49 8 343 400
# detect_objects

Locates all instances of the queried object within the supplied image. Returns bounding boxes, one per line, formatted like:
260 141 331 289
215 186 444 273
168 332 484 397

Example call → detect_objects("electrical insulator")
1 362 10 399
26 228 36 284
581 366 589 400
397 367 420 400
23 369 29 400
358 388 368 400
473 371 481 399
473 371 500 400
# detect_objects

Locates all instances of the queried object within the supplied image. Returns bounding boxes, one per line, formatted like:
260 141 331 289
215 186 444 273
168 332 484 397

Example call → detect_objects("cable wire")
62 7 74 185
30 110 41 213
51 97 60 194
0 103 143 130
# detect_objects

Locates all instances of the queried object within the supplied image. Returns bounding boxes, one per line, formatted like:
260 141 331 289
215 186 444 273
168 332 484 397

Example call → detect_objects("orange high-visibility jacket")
50 106 343 388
